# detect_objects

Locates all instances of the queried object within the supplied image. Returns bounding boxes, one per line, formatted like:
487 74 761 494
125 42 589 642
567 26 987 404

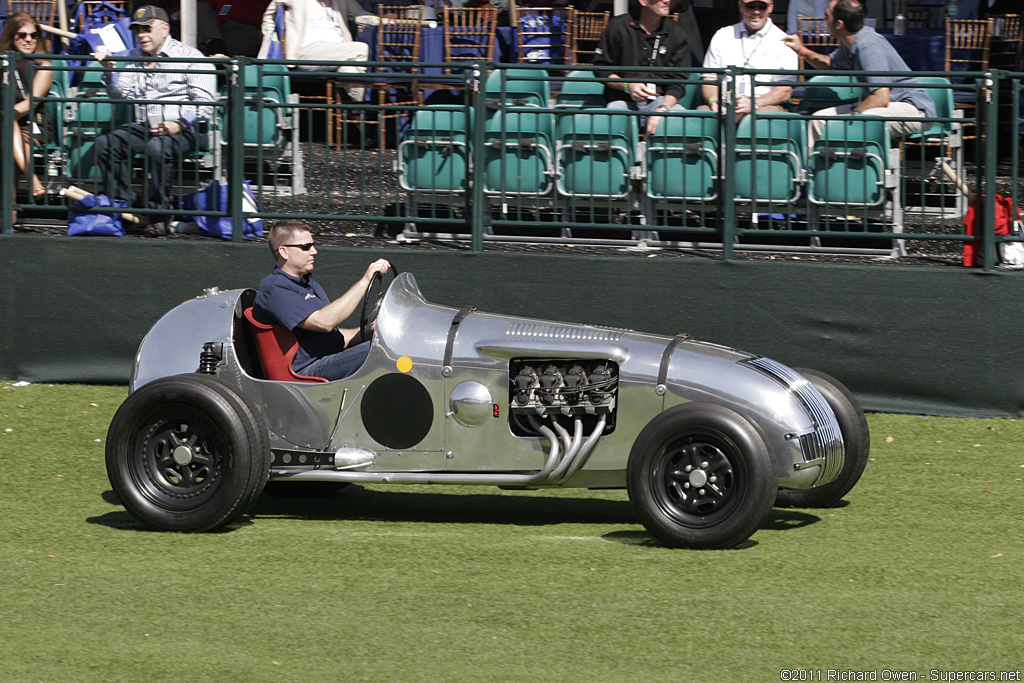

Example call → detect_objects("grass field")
1 382 1021 683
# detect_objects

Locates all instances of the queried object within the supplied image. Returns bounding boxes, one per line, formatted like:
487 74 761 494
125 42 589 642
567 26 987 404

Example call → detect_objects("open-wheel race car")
106 271 869 549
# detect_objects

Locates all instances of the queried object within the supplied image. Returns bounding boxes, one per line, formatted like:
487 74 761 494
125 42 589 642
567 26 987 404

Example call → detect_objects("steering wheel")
359 265 398 337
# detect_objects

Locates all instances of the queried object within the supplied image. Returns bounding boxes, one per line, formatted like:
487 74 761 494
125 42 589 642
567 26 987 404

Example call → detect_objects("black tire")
627 403 777 549
105 374 271 532
775 368 871 508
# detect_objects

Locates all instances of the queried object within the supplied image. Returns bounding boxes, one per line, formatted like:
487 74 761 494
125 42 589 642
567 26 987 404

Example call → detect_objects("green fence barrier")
1 55 1021 267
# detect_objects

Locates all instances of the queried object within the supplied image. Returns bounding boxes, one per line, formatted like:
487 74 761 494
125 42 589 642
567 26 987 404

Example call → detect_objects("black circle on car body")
361 373 433 449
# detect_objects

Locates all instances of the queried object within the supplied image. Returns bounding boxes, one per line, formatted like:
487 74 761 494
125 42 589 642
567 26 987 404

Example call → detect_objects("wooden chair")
571 11 609 65
8 0 57 25
988 14 1022 71
797 16 836 83
513 6 574 68
987 14 1022 154
797 16 836 57
332 7 425 151
441 6 498 86
904 0 933 29
70 0 127 31
944 18 993 142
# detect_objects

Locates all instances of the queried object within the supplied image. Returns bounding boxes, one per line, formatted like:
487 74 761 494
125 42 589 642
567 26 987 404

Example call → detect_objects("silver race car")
106 271 869 549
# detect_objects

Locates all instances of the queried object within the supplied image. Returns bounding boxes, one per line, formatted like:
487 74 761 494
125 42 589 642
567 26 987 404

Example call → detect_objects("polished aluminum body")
130 273 844 491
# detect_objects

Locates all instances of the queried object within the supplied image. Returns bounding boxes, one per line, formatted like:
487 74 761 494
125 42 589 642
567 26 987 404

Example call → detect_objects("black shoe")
143 220 170 237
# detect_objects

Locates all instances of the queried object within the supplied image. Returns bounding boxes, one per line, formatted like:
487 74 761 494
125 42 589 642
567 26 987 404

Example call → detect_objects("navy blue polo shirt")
253 268 345 372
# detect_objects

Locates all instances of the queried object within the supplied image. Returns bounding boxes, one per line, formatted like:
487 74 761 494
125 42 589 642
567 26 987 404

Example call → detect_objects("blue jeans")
607 96 682 129
298 341 371 381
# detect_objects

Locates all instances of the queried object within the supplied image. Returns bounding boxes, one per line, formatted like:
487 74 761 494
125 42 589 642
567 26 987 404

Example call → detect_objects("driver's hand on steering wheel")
363 259 391 283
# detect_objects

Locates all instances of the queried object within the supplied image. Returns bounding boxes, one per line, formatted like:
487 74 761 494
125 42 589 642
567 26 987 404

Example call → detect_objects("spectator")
787 0 829 34
699 0 797 121
93 5 216 237
197 0 272 57
1 12 53 226
253 220 391 381
592 0 692 135
261 0 373 102
782 0 935 142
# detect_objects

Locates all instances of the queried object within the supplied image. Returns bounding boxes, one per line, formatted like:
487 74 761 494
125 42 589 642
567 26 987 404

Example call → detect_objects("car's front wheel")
105 374 270 531
775 368 870 508
627 403 777 549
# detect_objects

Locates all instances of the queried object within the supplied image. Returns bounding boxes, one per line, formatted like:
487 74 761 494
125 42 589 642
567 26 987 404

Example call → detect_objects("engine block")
510 359 618 415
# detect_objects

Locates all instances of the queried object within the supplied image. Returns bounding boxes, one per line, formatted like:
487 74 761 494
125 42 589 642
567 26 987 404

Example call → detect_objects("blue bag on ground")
67 193 127 237
182 180 264 239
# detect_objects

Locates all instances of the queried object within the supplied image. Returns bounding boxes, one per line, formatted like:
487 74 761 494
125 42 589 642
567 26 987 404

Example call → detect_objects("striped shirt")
104 37 216 126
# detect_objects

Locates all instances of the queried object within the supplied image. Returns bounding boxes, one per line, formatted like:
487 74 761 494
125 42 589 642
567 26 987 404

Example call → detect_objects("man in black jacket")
592 0 692 135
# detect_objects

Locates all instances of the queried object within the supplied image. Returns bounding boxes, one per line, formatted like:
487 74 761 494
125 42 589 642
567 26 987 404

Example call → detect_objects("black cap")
130 5 170 27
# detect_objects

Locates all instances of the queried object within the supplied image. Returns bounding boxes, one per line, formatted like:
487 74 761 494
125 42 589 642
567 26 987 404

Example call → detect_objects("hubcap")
652 436 740 526
131 406 225 510
172 445 194 466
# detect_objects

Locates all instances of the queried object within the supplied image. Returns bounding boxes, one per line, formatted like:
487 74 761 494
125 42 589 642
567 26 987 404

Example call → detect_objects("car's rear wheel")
627 403 777 549
105 374 270 531
775 368 870 508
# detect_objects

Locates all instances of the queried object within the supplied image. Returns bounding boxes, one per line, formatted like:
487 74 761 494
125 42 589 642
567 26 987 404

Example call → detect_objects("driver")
253 220 391 380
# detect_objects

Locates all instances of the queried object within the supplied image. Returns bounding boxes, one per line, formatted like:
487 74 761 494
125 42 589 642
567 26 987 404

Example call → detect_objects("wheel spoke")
136 411 225 504
653 433 742 522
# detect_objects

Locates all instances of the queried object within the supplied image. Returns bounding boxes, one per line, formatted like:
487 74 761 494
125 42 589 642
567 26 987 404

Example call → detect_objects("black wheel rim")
129 404 227 511
649 429 746 528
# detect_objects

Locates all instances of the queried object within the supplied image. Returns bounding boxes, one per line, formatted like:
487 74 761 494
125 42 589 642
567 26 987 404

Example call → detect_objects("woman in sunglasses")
0 12 53 226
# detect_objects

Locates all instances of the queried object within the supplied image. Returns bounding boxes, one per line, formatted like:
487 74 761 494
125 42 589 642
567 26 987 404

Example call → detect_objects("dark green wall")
3 235 1021 417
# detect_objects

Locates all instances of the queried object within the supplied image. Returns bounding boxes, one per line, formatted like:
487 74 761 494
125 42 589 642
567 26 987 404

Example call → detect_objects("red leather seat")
243 307 328 383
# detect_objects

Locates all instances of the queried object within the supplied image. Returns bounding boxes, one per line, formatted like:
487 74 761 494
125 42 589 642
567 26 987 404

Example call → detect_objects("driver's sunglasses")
283 242 315 251
743 1 769 10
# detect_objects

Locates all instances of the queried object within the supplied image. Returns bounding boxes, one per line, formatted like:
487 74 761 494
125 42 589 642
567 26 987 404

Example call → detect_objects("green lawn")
1 382 1021 682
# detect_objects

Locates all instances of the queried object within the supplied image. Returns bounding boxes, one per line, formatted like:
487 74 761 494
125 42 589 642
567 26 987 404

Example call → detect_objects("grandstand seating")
796 74 860 114
64 65 131 181
808 117 891 208
555 109 638 200
733 114 807 204
646 113 719 202
398 106 471 195
553 71 605 110
220 63 305 196
482 70 556 198
903 76 967 218
15 57 992 258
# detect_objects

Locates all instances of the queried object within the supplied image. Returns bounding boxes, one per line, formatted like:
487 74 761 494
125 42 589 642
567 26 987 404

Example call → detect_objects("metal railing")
2 55 1020 268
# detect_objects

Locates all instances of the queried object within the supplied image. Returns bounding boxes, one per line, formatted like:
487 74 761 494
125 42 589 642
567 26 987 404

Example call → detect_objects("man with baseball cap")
700 0 797 121
93 5 216 236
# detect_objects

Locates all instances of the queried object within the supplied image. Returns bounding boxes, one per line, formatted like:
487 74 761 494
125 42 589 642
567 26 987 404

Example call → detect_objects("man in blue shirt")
782 0 935 142
254 220 391 380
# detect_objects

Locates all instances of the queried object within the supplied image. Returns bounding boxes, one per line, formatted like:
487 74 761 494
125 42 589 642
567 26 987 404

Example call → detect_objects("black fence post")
1 54 15 235
720 66 737 259
228 57 247 243
469 61 490 252
981 71 998 270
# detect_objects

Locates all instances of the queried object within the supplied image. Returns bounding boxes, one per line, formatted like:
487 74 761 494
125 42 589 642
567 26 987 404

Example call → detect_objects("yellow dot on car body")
397 356 413 373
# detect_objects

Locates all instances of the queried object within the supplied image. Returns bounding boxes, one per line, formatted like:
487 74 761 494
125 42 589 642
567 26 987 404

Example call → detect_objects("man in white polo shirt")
699 0 797 121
